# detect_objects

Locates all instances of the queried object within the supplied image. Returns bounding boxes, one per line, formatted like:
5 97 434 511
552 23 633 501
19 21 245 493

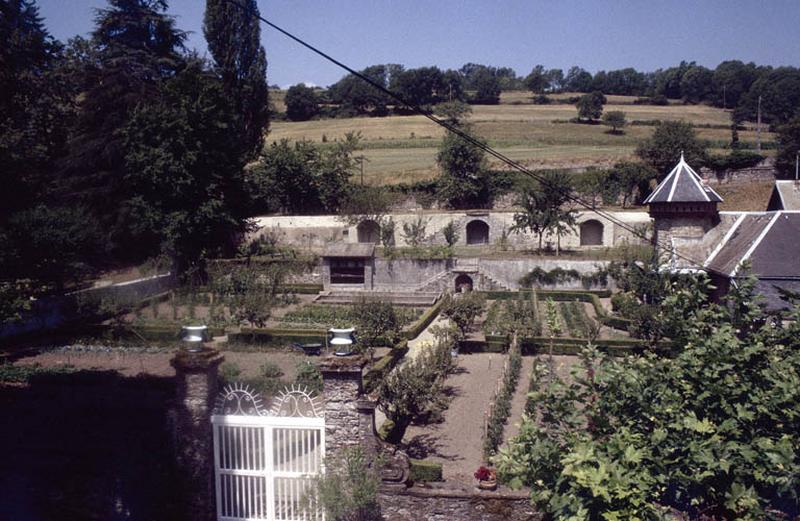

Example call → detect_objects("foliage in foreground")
496 279 800 520
311 446 381 521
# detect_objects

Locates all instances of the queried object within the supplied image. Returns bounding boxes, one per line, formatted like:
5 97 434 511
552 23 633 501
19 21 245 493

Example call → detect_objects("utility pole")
757 95 762 152
722 85 726 109
795 150 799 181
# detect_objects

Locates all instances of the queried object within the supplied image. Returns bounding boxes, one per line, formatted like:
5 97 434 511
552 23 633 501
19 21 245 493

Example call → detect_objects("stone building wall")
252 211 651 252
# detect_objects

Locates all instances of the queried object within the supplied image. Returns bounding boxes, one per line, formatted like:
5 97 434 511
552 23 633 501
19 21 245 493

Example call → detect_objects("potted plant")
474 465 497 490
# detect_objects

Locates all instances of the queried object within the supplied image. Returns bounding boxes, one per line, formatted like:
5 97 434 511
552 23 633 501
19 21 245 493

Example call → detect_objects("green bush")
484 345 523 458
295 361 322 393
410 459 443 482
219 362 242 384
259 362 284 379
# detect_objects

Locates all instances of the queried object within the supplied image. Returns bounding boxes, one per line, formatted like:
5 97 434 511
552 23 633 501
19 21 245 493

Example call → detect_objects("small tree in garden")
311 446 381 521
380 218 396 249
442 220 460 247
401 215 428 247
440 291 486 339
208 260 292 328
378 341 454 443
350 298 399 363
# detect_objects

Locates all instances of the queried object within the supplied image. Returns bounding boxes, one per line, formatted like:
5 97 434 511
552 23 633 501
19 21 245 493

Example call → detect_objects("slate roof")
322 242 375 258
644 155 723 204
767 180 800 211
704 212 800 311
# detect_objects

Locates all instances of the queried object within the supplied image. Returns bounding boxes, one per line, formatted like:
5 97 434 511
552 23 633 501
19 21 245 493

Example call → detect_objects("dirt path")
502 356 535 444
404 315 451 361
401 352 505 485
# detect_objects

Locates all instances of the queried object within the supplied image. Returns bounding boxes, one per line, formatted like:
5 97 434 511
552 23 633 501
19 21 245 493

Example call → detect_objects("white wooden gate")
212 384 325 521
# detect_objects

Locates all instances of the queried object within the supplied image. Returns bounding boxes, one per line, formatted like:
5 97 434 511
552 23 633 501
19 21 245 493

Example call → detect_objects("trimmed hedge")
228 327 326 349
410 459 443 483
363 340 409 392
402 297 444 340
70 323 225 342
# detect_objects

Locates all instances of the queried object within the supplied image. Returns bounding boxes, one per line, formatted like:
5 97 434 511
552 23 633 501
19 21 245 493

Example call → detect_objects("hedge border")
402 297 445 340
65 323 226 342
410 459 444 483
363 340 409 392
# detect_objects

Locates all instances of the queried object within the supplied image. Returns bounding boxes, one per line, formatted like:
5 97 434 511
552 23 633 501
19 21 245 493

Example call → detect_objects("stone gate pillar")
319 355 379 460
171 347 224 521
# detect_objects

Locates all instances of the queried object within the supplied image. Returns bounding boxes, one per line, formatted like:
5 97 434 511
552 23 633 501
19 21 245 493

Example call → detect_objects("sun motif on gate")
214 383 268 416
270 385 324 418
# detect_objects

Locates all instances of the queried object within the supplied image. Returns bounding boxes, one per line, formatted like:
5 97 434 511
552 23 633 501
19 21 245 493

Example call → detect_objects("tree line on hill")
283 60 800 130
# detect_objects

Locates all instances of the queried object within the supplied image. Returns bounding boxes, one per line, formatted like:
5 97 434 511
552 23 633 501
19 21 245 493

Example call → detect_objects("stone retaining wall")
378 485 540 521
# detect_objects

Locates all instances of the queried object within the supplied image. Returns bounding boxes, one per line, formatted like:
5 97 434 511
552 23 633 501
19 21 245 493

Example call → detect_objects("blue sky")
37 0 800 88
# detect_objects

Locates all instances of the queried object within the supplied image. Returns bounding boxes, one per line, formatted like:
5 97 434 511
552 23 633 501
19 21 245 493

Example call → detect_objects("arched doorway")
466 220 489 245
580 220 604 246
454 274 473 292
357 220 380 243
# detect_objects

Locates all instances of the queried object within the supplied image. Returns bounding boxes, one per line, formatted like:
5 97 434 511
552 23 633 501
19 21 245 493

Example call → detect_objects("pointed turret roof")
644 154 723 204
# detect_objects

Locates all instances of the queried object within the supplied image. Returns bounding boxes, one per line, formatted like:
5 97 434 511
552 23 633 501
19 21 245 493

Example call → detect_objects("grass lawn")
267 91 775 186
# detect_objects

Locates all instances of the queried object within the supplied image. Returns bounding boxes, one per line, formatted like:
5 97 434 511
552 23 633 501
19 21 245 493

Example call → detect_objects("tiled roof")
644 155 723 204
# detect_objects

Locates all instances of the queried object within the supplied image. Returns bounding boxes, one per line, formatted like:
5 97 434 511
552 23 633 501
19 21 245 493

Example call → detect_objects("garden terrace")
313 290 440 306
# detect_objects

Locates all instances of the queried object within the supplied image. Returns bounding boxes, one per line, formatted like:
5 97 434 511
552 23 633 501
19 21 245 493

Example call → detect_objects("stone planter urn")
179 325 211 352
329 327 356 356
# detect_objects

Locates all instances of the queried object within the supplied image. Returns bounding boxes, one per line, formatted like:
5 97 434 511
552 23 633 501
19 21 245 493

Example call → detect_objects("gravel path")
404 315 451 361
401 352 505 485
502 356 535 444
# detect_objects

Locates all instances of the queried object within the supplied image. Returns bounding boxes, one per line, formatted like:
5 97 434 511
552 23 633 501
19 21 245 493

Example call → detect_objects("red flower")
474 466 495 481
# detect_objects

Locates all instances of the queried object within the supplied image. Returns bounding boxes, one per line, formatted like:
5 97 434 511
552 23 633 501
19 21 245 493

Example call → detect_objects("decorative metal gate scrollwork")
212 384 325 521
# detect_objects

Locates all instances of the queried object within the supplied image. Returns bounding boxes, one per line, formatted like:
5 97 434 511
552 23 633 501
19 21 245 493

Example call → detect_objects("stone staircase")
479 269 513 292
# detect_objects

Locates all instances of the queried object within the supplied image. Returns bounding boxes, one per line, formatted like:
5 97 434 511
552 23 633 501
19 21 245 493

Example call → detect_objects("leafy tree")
737 66 800 127
378 338 455 443
471 67 501 104
775 116 800 180
435 114 490 208
400 215 428 247
564 66 593 92
679 65 713 103
338 185 397 227
545 68 564 92
0 205 105 291
601 110 626 134
635 120 707 176
524 65 548 94
575 91 606 121
328 65 392 115
284 83 319 121
351 298 399 362
711 60 759 108
440 291 485 339
607 161 656 207
497 278 800 520
433 100 472 125
389 66 445 107
120 62 252 267
574 168 609 209
249 133 360 214
512 171 577 254
441 68 465 101
204 0 268 159
442 220 460 247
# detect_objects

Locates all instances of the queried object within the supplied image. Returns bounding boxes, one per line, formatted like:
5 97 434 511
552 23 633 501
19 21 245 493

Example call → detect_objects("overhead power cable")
222 0 711 272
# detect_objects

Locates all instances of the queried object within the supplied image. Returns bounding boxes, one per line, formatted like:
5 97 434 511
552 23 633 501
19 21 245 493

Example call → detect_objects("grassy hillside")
267 91 775 186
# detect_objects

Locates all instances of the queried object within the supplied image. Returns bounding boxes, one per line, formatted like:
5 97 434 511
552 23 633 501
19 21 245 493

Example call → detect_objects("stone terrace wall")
378 486 540 521
699 158 776 185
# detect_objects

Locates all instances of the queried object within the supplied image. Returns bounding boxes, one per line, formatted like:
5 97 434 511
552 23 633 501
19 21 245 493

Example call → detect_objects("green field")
267 91 775 186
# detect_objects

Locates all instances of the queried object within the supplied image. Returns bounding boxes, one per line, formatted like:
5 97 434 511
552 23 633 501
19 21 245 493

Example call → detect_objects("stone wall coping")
383 483 531 501
170 348 224 372
318 355 367 374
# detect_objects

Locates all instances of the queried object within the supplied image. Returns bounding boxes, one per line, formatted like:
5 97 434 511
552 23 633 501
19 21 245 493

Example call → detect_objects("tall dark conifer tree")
203 0 269 160
58 0 186 256
0 0 73 220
